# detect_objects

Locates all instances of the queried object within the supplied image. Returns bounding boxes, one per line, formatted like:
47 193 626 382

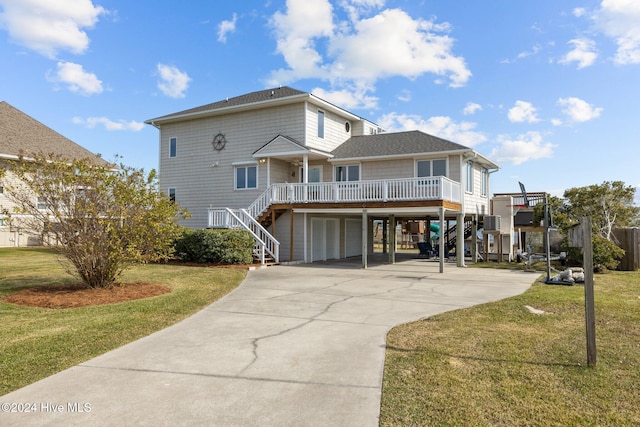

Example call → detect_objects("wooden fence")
614 227 640 271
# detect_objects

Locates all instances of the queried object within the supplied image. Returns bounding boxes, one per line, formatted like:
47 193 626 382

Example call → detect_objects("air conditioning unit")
484 215 501 231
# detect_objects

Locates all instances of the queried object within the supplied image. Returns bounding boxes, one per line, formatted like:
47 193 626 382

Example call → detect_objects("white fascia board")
329 149 500 169
308 95 361 121
328 149 473 164
253 149 334 159
146 94 311 125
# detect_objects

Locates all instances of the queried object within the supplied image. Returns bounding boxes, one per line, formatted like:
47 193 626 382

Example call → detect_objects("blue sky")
1 0 638 203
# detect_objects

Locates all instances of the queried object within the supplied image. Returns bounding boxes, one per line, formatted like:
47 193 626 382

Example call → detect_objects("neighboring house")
0 101 106 247
146 87 499 267
490 189 548 262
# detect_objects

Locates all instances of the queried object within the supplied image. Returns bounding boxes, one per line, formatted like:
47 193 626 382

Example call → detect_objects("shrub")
174 229 254 264
592 235 625 272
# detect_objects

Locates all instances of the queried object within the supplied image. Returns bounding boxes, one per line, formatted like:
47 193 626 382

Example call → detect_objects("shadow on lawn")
385 345 583 368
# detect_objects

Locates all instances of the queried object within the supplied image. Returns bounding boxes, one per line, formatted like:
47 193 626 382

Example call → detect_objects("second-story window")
416 159 447 178
169 137 177 158
335 165 359 182
168 188 176 202
481 168 488 196
466 161 474 193
235 165 258 190
318 110 325 139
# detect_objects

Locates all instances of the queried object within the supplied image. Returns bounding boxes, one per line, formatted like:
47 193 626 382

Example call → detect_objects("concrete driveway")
1 256 536 426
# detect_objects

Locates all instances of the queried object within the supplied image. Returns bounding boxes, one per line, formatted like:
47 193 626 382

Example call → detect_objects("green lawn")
380 268 640 426
0 247 246 396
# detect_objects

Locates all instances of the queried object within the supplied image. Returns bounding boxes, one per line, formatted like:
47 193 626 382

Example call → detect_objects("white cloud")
217 13 238 43
490 132 556 165
594 0 640 64
156 64 191 98
268 1 470 89
0 0 106 58
557 97 602 122
378 113 487 147
311 85 379 110
508 100 540 123
72 116 144 131
339 0 385 21
48 61 103 95
573 7 587 17
463 102 482 115
517 44 542 59
269 0 335 82
397 90 412 102
559 38 598 69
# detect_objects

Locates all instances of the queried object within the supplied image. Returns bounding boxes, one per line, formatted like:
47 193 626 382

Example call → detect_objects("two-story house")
0 101 106 247
146 87 499 269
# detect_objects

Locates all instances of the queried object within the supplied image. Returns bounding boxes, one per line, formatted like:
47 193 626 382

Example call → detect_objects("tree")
2 154 188 289
532 182 638 271
563 181 639 241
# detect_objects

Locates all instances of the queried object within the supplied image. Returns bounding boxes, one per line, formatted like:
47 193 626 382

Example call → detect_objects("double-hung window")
481 168 488 196
37 196 48 210
416 159 446 183
317 111 325 139
235 164 258 190
168 188 176 203
169 138 177 158
466 161 474 193
335 165 359 182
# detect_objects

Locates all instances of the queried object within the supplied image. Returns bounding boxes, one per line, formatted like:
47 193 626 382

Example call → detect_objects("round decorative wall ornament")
212 132 226 151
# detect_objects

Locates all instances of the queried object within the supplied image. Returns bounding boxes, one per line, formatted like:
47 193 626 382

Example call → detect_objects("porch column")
456 213 466 267
362 209 368 269
266 157 271 186
303 154 309 183
389 214 396 264
303 154 309 202
439 207 445 273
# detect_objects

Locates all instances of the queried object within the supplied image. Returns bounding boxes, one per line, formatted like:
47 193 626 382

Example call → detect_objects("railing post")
383 181 388 202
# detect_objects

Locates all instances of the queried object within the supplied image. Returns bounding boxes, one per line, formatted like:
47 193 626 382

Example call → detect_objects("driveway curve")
1 257 536 426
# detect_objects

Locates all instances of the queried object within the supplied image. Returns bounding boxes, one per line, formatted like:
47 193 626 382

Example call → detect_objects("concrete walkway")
1 257 536 426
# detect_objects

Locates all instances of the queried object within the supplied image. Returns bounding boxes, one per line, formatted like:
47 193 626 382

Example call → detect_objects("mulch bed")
2 282 172 309
2 262 257 309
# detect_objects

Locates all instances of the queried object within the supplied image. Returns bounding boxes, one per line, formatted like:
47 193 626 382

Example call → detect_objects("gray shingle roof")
147 86 308 122
331 130 469 159
0 101 105 163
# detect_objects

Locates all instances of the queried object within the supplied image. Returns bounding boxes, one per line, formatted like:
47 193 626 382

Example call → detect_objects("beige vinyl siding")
272 211 306 262
350 119 382 137
463 161 491 215
361 159 414 180
305 103 352 153
0 165 22 216
159 103 305 228
448 154 462 182
269 158 291 186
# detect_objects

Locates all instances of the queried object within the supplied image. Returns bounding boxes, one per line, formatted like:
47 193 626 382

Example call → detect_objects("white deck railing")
208 176 460 263
210 208 280 264
248 176 459 216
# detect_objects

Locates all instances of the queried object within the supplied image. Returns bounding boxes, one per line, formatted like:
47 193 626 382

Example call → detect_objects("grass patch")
380 268 640 426
0 247 246 396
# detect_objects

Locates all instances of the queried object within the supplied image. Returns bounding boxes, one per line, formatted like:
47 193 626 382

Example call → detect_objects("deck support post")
362 209 368 269
439 207 445 273
389 214 396 264
456 213 466 267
